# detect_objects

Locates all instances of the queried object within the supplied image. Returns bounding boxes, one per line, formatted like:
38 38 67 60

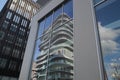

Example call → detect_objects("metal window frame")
19 0 104 80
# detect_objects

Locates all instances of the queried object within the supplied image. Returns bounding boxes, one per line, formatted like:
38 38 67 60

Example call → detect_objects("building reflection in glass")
31 0 73 80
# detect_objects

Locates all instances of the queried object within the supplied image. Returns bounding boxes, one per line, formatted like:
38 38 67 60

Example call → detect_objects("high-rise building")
0 0 40 80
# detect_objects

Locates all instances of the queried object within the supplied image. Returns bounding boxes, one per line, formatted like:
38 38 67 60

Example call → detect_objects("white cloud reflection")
98 22 119 54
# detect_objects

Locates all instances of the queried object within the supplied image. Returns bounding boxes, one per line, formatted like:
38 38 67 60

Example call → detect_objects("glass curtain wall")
31 0 73 80
94 0 120 80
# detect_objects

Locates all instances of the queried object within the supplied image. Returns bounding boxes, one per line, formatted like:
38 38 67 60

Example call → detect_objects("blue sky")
0 0 7 11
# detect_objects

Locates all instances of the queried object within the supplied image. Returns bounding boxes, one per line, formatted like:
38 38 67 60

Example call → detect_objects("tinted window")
63 0 73 18
94 0 120 80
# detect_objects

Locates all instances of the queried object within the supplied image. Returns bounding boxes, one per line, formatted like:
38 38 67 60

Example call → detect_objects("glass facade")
94 0 120 80
31 0 73 80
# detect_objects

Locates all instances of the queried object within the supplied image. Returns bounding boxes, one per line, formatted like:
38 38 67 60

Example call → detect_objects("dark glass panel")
53 6 62 21
31 1 73 80
44 14 53 30
37 20 45 38
63 0 73 18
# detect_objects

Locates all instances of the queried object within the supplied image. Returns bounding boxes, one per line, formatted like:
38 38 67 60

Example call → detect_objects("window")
12 49 20 58
44 13 53 30
13 15 20 23
21 1 25 7
94 0 120 80
2 46 11 55
53 6 62 21
26 4 31 11
18 28 25 36
10 24 17 32
21 19 28 27
37 19 45 39
9 61 17 71
24 11 30 19
21 51 24 59
7 34 14 43
6 11 12 19
2 20 9 29
16 8 23 15
10 3 15 10
13 15 17 22
31 1 73 80
33 8 37 15
63 0 73 18
28 5 31 11
0 58 7 68
0 31 4 40
18 38 23 46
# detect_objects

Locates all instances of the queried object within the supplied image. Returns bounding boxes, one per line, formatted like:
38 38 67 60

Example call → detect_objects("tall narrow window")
2 20 9 29
30 0 73 80
94 0 120 80
6 11 12 19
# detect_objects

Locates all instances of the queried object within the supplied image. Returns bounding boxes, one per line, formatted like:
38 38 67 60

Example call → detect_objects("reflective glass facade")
31 0 73 80
94 0 120 80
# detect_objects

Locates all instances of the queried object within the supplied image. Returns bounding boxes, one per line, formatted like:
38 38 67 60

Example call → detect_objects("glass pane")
33 39 41 61
53 6 62 21
37 20 45 39
44 14 53 30
2 20 9 29
48 20 73 80
31 0 73 80
63 0 73 18
94 0 120 80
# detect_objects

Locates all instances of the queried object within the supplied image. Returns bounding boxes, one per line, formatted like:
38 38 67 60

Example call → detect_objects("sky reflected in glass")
95 0 120 80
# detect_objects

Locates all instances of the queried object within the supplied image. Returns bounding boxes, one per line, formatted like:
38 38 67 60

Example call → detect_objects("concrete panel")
73 0 104 80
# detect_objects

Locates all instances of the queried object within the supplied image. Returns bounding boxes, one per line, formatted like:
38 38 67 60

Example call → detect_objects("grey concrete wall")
73 0 104 80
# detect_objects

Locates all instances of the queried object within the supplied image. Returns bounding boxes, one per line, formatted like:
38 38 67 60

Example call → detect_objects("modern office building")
0 0 40 80
19 0 120 80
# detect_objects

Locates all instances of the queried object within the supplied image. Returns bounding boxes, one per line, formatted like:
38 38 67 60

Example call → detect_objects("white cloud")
98 22 119 54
